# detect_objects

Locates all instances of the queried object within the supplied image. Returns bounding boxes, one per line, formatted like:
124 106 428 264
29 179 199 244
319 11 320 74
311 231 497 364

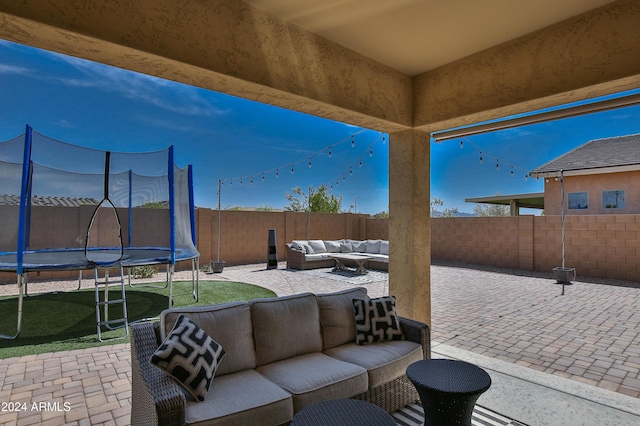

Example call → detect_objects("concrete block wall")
432 214 640 282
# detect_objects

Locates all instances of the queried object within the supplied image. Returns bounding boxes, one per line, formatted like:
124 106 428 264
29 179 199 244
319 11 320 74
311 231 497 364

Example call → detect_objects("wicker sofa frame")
130 316 429 425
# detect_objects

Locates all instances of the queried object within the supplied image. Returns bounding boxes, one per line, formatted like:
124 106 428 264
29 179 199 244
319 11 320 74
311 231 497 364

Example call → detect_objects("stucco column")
388 129 431 326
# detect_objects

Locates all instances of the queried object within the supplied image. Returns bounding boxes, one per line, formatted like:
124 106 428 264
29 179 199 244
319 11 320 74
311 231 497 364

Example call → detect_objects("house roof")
529 133 640 178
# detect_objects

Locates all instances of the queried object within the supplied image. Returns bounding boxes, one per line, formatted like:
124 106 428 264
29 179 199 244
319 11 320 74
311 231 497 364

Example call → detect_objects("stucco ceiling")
244 0 617 76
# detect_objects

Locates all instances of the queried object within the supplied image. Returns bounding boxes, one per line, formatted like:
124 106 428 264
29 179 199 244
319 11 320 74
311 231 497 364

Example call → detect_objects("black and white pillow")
150 314 225 401
352 296 404 345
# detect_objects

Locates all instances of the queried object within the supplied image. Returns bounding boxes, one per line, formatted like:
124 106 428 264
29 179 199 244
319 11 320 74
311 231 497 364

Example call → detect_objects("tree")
430 197 459 217
255 204 275 212
285 184 342 213
473 203 510 217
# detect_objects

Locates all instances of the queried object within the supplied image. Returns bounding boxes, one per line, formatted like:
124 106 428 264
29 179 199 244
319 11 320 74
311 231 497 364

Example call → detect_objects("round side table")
291 399 396 426
406 359 491 426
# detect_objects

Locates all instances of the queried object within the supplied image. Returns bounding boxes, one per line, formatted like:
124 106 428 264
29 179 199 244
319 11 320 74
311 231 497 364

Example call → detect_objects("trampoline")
0 125 200 340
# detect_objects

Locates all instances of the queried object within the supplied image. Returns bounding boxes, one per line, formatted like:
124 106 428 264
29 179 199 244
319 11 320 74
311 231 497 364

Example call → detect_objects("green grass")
0 280 276 358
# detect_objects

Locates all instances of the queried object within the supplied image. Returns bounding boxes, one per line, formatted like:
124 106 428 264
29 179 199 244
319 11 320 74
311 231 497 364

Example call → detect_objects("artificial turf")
0 280 276 358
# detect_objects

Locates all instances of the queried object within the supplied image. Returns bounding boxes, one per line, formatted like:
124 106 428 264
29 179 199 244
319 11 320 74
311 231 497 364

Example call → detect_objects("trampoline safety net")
0 125 199 273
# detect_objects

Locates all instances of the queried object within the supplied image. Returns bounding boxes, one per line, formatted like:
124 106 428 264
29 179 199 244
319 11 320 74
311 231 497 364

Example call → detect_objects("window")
602 190 625 209
568 192 588 210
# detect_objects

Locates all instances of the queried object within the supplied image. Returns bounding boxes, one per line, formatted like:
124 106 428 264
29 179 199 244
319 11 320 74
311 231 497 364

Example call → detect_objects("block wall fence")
2 207 639 283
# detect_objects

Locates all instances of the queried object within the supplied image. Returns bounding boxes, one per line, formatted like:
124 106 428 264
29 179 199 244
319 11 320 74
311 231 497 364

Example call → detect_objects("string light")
458 137 532 179
216 130 385 200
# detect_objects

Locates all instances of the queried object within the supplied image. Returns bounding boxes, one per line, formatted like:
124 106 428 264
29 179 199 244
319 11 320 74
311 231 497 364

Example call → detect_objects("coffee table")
406 359 491 426
291 399 395 426
328 253 373 274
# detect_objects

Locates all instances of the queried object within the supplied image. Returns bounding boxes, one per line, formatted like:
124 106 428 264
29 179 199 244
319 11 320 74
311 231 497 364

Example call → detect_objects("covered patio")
1 0 639 326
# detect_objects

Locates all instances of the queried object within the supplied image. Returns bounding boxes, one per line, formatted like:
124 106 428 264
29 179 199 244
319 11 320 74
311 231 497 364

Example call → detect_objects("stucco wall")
544 171 640 216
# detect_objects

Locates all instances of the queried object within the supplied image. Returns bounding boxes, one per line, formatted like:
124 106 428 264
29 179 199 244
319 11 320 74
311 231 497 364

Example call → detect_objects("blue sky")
1 39 640 214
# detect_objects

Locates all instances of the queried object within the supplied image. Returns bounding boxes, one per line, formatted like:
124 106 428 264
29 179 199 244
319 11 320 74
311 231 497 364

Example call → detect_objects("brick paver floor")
430 261 640 398
0 261 639 424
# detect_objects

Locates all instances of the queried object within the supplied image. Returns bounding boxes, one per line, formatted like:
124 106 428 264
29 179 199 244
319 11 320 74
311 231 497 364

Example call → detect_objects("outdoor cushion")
256 352 368 412
350 240 367 253
185 369 293 426
304 254 330 261
250 293 323 366
367 254 389 263
365 239 382 254
308 240 327 253
324 340 423 388
161 302 256 376
353 296 404 345
340 242 353 253
317 287 369 349
292 240 314 254
151 314 226 402
379 240 389 255
323 240 342 253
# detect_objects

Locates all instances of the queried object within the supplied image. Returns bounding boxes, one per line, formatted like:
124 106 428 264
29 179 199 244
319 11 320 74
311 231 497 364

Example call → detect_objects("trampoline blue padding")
0 247 199 272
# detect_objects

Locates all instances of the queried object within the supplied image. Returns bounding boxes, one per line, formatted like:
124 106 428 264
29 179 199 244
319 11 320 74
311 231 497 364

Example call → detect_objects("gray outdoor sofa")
130 287 429 426
286 239 389 271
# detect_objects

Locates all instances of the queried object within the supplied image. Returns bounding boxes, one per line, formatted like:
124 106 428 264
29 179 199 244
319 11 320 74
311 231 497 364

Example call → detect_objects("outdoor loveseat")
286 239 389 271
130 287 430 426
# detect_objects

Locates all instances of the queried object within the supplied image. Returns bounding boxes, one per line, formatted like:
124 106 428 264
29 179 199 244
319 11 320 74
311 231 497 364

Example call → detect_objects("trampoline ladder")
94 266 129 342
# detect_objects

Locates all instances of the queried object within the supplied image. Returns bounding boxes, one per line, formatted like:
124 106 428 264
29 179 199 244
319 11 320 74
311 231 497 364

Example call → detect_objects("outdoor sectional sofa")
130 287 430 426
286 239 389 271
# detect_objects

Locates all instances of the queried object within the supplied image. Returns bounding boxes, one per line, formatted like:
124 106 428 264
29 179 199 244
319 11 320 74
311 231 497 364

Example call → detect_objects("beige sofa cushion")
160 302 256 376
324 340 423 388
185 369 293 426
317 287 368 349
250 293 323 366
256 352 368 412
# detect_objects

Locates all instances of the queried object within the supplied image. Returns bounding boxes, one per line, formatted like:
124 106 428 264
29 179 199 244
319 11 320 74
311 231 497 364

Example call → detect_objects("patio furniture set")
286 239 389 272
130 287 430 425
130 285 491 425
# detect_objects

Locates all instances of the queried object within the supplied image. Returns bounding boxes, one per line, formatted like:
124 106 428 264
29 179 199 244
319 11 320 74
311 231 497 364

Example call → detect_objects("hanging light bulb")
510 167 514 177
250 178 253 184
369 148 373 157
291 164 294 174
229 179 232 186
328 146 332 158
382 135 386 144
349 167 353 176
479 153 483 164
524 174 529 181
496 161 499 171
342 175 346 182
308 159 312 168
240 178 243 185
262 174 265 182
460 140 464 148
351 136 355 148
276 169 279 178
359 158 363 167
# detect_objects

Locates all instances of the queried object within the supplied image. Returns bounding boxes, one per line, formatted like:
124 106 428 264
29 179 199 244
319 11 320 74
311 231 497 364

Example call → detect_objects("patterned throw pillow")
352 296 404 345
150 314 225 401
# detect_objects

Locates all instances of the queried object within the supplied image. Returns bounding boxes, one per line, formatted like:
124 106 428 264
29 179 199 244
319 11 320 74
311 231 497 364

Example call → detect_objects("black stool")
406 359 491 426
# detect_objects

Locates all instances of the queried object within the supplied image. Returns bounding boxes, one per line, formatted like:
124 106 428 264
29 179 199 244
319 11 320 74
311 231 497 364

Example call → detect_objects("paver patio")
0 261 639 424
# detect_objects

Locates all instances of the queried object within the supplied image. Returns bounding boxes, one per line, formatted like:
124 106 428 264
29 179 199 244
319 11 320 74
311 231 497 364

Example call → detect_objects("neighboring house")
529 133 640 215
